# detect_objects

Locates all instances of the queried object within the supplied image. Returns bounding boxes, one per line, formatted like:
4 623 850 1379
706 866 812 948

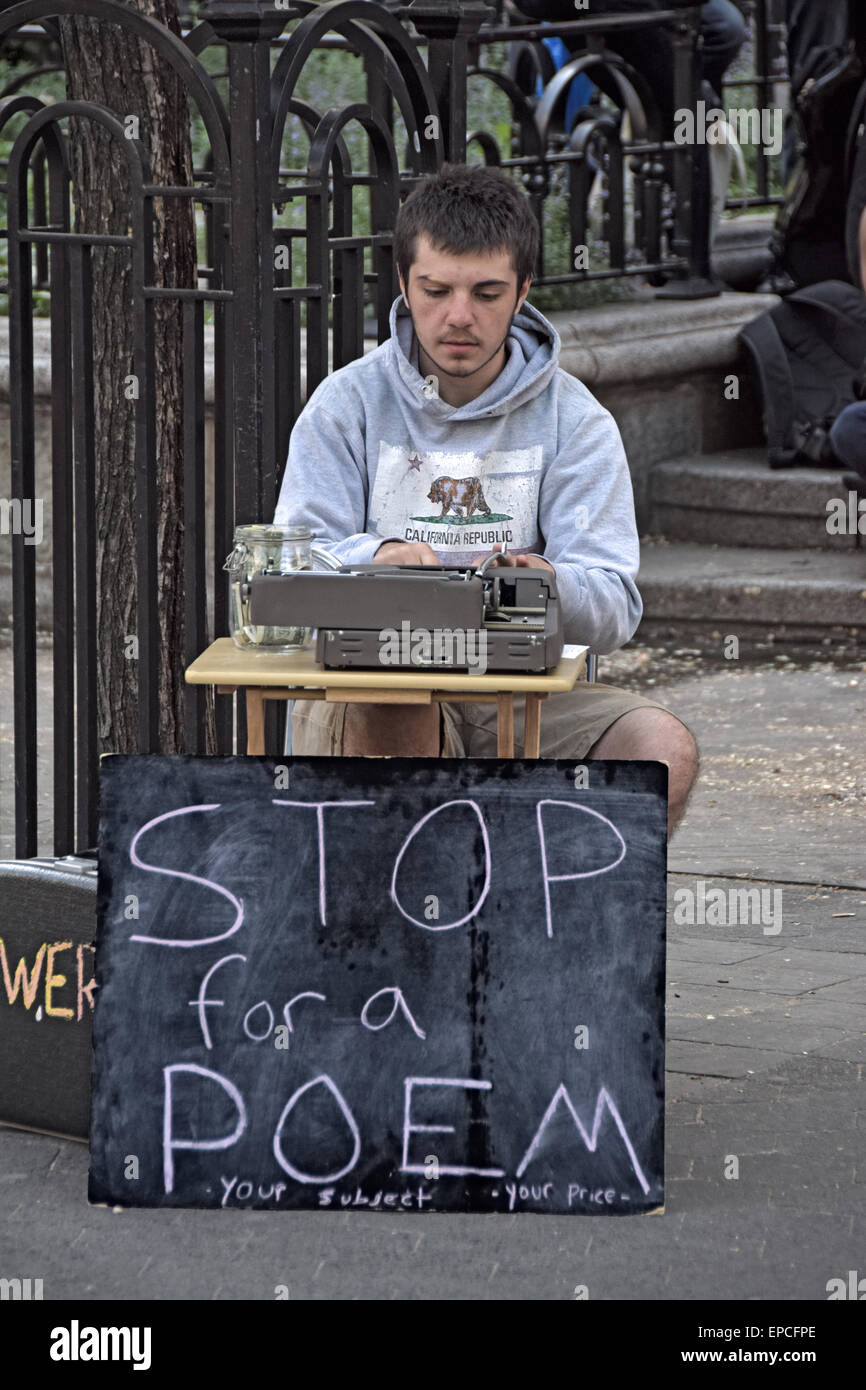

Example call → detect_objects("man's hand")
466 542 555 575
373 540 440 565
374 540 554 574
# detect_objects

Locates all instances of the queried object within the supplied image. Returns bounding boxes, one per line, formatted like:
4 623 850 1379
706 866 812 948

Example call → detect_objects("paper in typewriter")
369 441 544 563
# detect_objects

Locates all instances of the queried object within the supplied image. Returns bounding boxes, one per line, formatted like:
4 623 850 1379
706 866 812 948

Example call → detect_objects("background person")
509 0 746 279
511 0 746 115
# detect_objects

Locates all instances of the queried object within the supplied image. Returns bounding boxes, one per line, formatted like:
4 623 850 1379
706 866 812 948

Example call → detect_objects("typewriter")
248 553 564 673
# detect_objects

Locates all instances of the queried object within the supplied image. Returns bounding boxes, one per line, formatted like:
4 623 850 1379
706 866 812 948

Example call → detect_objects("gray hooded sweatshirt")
274 294 642 653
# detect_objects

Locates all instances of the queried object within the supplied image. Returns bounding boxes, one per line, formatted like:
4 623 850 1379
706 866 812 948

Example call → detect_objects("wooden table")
185 637 588 757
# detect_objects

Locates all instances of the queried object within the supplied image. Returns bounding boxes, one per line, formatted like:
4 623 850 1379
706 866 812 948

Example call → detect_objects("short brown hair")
394 163 539 291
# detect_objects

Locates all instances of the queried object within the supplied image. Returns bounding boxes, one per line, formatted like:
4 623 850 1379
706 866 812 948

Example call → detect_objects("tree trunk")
57 1 215 754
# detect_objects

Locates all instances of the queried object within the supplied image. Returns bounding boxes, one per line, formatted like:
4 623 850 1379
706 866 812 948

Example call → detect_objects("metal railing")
0 0 783 857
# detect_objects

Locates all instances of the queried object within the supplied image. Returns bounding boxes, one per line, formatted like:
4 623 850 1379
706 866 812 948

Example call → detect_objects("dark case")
0 855 97 1139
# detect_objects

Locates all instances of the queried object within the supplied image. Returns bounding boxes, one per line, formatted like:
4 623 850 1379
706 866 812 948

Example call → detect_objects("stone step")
637 540 866 642
553 290 778 529
648 448 862 550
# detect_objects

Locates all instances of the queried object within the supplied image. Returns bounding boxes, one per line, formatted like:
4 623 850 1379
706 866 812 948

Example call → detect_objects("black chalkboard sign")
89 755 667 1215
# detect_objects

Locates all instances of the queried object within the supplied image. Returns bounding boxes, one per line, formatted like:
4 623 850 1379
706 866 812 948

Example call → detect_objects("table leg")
245 688 266 755
524 692 542 757
497 693 515 757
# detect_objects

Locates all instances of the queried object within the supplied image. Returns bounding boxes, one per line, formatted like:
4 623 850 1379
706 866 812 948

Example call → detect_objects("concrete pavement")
0 638 864 1299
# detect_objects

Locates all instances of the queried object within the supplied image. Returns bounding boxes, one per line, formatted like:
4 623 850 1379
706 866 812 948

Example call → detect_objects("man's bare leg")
343 702 441 756
587 707 699 837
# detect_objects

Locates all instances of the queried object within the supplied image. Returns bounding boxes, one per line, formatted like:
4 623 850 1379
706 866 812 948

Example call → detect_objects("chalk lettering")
390 801 491 931
503 1180 556 1209
0 939 96 1019
360 986 426 1040
272 1074 361 1183
219 1176 289 1206
130 805 245 948
282 991 326 1036
44 942 74 1018
516 1083 650 1193
191 953 246 1050
0 939 46 1008
243 1000 274 1042
76 943 97 1019
536 801 627 938
272 800 376 925
402 1077 505 1177
567 1183 617 1206
219 1174 237 1207
163 1063 247 1194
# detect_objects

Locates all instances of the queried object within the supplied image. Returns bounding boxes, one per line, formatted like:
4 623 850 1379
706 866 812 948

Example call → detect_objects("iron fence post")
197 0 285 523
398 0 494 163
657 2 720 299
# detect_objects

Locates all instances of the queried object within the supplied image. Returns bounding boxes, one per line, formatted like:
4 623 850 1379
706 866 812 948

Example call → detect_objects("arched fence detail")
0 0 784 857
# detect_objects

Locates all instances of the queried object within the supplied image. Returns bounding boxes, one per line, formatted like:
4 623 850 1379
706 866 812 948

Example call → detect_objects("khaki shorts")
289 682 674 759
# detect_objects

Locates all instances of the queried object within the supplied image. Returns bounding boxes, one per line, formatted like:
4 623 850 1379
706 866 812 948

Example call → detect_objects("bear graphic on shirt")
369 440 543 563
426 476 494 521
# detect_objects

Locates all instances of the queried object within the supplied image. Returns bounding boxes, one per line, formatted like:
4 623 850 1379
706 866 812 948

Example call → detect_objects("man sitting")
274 163 699 834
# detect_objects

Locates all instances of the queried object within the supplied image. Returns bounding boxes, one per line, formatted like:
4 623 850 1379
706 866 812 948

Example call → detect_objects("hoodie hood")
388 293 561 421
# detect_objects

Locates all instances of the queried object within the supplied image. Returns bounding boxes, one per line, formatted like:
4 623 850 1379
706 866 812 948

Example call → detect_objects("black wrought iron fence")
0 0 783 860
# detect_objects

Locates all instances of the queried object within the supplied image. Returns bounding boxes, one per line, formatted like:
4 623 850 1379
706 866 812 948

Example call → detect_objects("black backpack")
740 280 866 468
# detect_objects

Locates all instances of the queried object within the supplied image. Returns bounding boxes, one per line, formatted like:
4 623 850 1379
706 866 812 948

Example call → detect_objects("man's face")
398 234 531 405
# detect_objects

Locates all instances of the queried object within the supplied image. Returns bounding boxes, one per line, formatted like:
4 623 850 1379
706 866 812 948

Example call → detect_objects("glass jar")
224 524 313 653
